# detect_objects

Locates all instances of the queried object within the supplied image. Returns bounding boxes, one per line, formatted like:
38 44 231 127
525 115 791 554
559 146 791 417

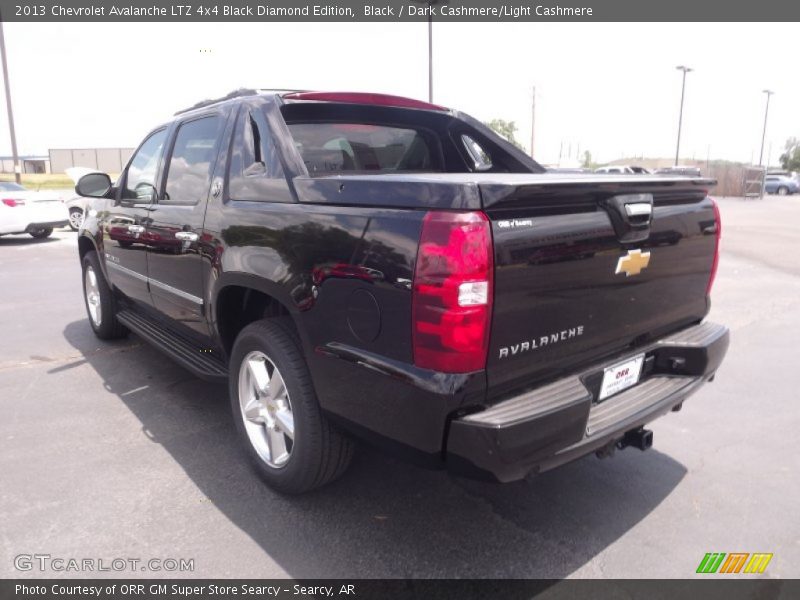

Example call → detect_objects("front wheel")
29 227 52 239
777 186 789 196
68 208 84 231
229 318 353 494
82 251 128 339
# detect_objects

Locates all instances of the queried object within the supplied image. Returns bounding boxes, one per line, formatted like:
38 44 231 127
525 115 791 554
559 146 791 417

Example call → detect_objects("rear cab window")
286 122 441 175
279 100 544 176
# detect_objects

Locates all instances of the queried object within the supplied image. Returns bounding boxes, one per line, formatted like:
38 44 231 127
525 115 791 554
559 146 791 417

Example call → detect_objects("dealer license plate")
598 354 645 401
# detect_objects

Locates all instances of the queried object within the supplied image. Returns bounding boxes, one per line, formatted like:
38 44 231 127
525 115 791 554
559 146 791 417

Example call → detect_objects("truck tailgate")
480 176 718 398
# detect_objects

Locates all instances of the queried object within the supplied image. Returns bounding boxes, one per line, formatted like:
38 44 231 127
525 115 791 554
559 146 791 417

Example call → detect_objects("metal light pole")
422 1 448 103
428 10 433 102
758 89 774 167
0 22 21 184
674 65 693 167
530 85 536 158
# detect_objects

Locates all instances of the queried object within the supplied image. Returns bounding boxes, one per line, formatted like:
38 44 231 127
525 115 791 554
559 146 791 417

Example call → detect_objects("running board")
117 309 228 382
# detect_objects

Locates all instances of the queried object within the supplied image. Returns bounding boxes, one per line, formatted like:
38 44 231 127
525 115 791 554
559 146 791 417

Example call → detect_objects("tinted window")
163 116 221 205
287 122 439 174
228 109 290 202
123 129 167 201
0 182 26 192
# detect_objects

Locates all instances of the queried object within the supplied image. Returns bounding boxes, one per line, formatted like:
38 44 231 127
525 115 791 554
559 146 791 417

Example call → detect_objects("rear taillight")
2 198 25 207
412 211 493 373
706 197 722 296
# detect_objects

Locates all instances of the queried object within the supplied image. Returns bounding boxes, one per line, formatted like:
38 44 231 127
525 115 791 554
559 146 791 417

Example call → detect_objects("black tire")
81 251 128 340
29 227 53 239
777 186 789 196
229 318 353 494
68 208 84 231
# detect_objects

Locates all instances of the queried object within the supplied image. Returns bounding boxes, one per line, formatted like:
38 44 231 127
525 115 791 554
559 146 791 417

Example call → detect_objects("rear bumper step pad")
447 321 729 482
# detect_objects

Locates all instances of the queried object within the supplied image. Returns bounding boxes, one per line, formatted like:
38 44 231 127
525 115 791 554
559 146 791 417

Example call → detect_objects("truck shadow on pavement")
61 319 687 578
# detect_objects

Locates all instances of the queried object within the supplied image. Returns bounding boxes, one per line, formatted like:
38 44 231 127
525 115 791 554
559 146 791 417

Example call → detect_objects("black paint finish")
77 91 727 480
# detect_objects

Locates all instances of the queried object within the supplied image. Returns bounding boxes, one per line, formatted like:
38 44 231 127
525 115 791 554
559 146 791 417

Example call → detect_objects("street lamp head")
762 89 774 95
676 65 693 73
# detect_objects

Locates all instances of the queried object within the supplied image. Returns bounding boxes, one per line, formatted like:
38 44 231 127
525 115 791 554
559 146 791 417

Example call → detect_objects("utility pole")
427 8 433 102
674 65 693 167
530 85 536 158
0 22 21 184
758 89 774 167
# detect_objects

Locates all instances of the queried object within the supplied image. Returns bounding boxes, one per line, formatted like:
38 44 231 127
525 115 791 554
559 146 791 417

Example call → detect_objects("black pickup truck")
76 89 729 493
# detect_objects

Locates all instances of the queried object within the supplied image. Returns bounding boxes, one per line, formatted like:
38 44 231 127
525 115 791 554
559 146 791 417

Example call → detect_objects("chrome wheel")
84 266 102 327
69 209 84 230
238 351 294 468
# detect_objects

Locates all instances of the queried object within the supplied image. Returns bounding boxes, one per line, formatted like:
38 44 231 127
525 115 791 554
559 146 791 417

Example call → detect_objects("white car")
64 167 102 230
0 181 69 239
595 165 652 175
64 194 91 230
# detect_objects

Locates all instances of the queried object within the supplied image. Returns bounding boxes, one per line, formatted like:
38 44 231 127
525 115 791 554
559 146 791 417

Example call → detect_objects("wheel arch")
77 233 96 262
212 273 303 357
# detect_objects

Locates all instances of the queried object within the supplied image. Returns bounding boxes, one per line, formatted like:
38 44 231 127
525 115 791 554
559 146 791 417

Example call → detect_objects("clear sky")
1 21 796 166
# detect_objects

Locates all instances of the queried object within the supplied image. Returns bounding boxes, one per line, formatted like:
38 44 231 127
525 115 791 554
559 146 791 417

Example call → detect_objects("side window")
462 134 492 171
228 108 289 202
122 129 168 201
162 116 221 205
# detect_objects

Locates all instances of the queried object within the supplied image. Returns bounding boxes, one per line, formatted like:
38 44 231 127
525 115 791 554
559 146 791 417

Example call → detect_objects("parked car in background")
65 167 100 230
595 165 651 175
546 166 592 174
0 181 68 239
655 166 703 177
65 195 91 230
764 175 799 195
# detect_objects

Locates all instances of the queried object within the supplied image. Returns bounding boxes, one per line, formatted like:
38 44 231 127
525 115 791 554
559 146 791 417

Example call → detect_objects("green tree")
486 119 524 150
779 138 800 171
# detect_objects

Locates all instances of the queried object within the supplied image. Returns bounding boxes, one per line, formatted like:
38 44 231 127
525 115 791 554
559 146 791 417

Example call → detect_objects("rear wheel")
777 186 789 196
82 251 128 339
29 227 52 239
68 208 84 231
229 318 353 494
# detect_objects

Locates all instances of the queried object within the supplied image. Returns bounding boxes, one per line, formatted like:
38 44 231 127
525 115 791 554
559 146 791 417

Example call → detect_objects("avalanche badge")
615 249 651 277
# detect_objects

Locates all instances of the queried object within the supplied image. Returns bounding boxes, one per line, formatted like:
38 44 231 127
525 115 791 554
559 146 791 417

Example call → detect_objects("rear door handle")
174 231 198 242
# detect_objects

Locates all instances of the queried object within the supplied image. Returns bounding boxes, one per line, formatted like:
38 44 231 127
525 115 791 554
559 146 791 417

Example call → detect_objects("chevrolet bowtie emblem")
615 249 651 277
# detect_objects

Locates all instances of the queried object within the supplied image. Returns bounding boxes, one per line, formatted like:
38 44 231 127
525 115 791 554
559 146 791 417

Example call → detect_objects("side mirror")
76 172 112 198
134 182 157 203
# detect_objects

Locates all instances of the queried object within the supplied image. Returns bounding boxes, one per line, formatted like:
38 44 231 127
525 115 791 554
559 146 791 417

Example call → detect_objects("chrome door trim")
148 277 204 305
106 261 203 305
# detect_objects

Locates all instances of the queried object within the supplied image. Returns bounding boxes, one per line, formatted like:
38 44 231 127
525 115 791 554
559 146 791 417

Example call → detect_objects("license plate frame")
598 353 645 401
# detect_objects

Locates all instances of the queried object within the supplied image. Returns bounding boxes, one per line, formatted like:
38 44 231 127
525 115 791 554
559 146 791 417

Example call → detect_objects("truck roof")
174 88 448 116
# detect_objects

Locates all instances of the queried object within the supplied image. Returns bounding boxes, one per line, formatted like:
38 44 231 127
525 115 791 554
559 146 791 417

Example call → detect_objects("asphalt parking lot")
1 195 798 579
